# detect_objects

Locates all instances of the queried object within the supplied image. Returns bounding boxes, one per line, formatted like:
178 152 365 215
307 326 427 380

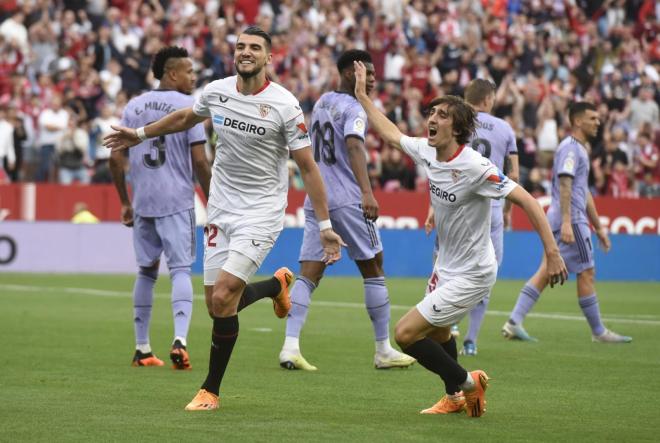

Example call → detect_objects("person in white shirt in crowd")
36 94 69 182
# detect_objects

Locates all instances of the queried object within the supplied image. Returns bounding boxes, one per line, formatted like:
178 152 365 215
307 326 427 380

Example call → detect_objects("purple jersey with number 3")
121 90 206 217
546 136 590 231
303 91 368 211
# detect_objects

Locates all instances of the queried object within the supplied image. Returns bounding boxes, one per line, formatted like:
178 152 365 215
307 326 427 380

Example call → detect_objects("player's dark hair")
151 46 189 80
464 78 496 106
240 26 272 50
428 95 477 146
336 49 372 73
568 101 596 125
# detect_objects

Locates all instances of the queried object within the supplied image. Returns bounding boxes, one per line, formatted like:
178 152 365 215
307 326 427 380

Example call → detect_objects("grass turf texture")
1 274 659 442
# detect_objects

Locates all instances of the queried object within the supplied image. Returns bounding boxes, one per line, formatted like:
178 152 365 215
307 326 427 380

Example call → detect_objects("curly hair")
428 95 477 145
336 49 372 73
151 46 189 80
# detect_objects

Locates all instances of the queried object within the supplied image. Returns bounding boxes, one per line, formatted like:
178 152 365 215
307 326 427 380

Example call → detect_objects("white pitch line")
2 284 659 326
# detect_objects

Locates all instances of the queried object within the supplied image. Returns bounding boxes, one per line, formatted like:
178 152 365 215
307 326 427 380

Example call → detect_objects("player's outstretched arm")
103 107 207 151
291 147 347 264
506 185 568 287
353 61 403 150
586 192 610 252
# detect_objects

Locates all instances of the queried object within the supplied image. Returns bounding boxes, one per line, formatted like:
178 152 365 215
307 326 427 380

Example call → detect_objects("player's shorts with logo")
203 204 281 285
554 222 594 274
133 208 196 270
299 205 382 262
417 269 497 327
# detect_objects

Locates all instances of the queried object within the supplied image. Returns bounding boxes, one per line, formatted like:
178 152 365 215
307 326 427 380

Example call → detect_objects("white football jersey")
193 76 311 227
400 136 517 278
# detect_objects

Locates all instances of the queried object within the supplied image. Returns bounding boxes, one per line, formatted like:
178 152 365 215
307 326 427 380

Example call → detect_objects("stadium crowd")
0 0 659 198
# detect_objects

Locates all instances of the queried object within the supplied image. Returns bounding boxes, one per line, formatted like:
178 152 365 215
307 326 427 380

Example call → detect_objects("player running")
105 27 344 411
353 60 567 417
426 79 519 356
279 50 415 371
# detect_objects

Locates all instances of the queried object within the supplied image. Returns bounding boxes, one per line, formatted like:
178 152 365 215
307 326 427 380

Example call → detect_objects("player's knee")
300 270 323 287
357 258 384 279
394 321 415 348
578 268 595 292
138 265 159 280
434 327 452 343
210 280 243 315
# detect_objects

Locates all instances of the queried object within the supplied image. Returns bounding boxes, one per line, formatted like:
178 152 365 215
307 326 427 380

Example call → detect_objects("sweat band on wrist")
318 219 332 231
136 126 148 141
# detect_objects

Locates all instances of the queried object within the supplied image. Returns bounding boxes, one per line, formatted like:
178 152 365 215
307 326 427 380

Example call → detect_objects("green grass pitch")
1 274 659 442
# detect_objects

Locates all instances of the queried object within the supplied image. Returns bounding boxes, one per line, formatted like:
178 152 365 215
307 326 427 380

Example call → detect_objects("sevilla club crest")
259 104 271 118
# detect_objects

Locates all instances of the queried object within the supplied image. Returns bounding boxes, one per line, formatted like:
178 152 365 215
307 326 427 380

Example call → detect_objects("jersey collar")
446 144 465 162
236 78 271 95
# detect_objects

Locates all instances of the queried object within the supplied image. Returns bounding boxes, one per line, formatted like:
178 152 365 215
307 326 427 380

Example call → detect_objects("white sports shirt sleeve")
282 105 311 151
471 159 517 200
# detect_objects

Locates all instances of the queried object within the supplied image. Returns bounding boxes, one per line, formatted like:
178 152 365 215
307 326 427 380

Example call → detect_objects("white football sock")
136 343 152 354
282 336 300 353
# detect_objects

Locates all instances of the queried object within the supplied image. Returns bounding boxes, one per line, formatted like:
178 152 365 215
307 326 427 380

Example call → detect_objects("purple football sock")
364 277 390 342
171 268 193 341
284 276 316 338
578 293 606 336
510 282 541 325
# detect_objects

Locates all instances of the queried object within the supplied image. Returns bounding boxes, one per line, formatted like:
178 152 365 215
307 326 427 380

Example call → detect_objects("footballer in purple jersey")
280 50 415 371
109 47 211 370
503 102 632 344
109 47 210 369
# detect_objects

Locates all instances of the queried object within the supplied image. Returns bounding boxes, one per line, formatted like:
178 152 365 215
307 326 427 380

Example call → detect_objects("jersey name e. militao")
400 136 517 277
121 90 206 217
192 76 311 227
303 91 368 211
546 136 590 230
469 111 517 211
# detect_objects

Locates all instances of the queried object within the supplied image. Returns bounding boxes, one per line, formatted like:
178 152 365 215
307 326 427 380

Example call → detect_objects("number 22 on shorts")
204 224 219 247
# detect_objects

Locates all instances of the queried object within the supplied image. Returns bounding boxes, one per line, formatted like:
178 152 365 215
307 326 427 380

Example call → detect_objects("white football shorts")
416 271 496 327
203 207 281 285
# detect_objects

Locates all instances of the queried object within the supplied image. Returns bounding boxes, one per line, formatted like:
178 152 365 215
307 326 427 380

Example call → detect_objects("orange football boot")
420 393 466 414
170 342 192 370
272 267 294 318
464 370 489 418
131 350 164 367
184 389 219 411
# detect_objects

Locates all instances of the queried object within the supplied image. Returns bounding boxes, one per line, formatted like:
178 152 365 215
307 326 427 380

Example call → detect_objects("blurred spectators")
36 94 68 182
0 104 16 183
0 0 658 198
56 114 90 185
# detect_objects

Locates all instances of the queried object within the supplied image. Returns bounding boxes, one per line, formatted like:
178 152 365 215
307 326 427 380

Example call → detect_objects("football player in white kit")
353 61 567 417
105 27 344 412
